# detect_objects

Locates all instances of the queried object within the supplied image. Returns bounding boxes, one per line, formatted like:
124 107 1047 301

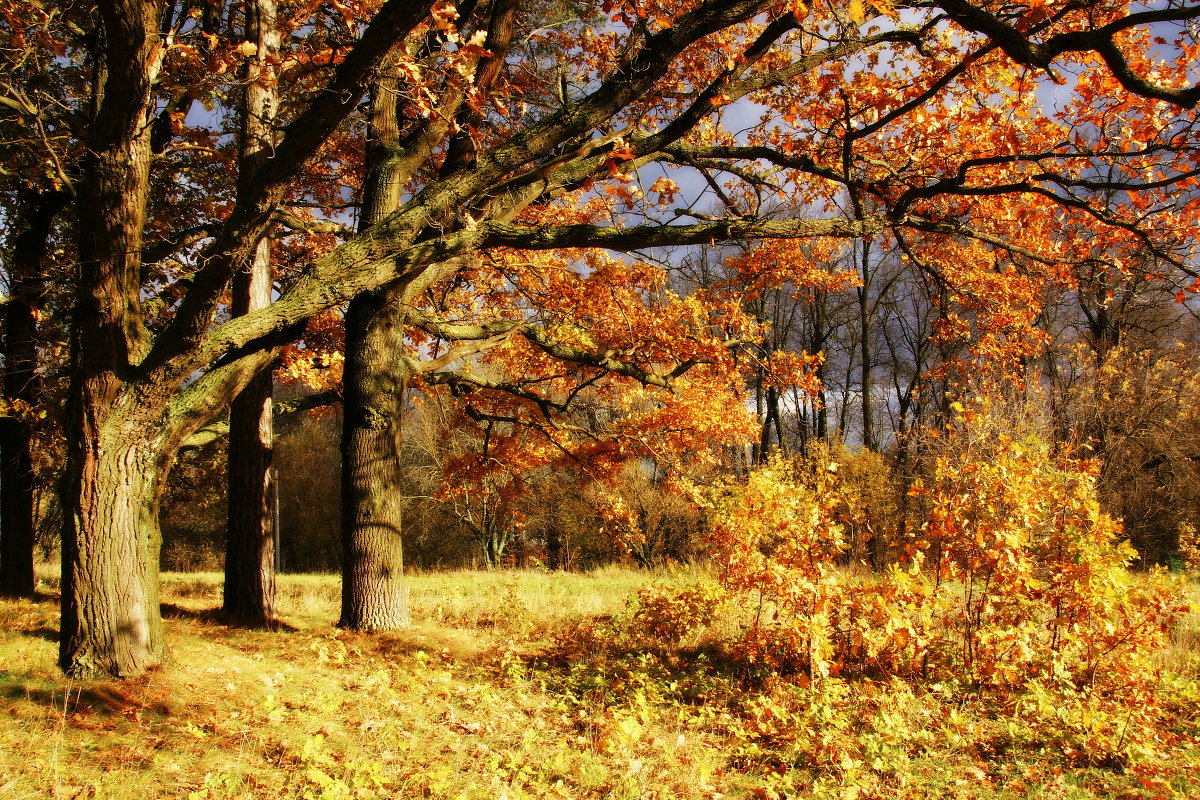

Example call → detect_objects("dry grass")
2 570 1199 799
0 569 689 799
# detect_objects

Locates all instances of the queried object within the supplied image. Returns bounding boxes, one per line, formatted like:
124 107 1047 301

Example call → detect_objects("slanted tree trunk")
224 0 280 626
1 187 66 598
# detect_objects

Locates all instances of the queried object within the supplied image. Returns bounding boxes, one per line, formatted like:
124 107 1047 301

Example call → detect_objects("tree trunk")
340 1 523 624
60 0 166 677
754 360 768 462
339 293 411 630
767 385 786 455
546 525 563 570
60 421 168 677
1 188 66 598
338 47 413 631
224 0 280 626
223 331 276 623
857 238 875 452
813 293 828 442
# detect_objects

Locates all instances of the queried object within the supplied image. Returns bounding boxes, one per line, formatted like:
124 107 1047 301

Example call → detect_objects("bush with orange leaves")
706 428 1190 691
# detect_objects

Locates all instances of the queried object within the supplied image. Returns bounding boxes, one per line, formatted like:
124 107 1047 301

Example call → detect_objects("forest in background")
152 245 1200 575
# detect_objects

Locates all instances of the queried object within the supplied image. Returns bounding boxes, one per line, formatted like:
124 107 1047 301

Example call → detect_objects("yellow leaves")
430 0 459 33
647 176 680 204
706 409 1188 689
280 347 343 391
847 0 865 25
871 0 897 18
612 715 645 745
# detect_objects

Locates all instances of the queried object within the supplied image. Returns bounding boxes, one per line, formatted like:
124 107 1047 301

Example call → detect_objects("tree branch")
145 0 439 377
179 388 341 450
935 0 1200 107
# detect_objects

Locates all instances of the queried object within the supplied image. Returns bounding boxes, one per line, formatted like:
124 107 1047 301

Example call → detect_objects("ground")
1 569 1199 799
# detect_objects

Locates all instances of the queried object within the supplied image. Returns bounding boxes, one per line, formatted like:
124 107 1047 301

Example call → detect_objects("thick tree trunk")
340 294 411 630
224 0 280 625
60 0 166 677
60 423 167 677
1 188 66 598
340 3 524 626
338 48 412 631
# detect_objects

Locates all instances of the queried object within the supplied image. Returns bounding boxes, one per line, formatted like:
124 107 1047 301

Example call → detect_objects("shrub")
706 430 1190 690
628 581 726 647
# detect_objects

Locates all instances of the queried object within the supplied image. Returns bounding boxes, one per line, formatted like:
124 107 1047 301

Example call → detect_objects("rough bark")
56 0 425 675
339 0 526 627
60 429 168 677
339 296 412 630
1 188 66 597
60 0 166 677
339 53 411 631
223 0 280 627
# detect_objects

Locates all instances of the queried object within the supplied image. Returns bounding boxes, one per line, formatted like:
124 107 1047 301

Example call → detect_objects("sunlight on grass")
2 569 1199 799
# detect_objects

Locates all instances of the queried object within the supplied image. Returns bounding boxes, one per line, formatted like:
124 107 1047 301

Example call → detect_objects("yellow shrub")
705 432 1191 689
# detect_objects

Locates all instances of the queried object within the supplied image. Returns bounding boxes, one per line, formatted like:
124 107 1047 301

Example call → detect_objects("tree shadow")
1 589 60 604
17 625 58 642
159 602 228 624
346 627 492 663
0 677 174 720
160 602 298 632
360 633 439 658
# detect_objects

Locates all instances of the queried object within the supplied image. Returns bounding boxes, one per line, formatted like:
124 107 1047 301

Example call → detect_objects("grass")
2 568 1199 799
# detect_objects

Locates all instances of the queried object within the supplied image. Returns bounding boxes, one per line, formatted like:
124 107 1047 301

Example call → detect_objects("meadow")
2 568 1199 800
